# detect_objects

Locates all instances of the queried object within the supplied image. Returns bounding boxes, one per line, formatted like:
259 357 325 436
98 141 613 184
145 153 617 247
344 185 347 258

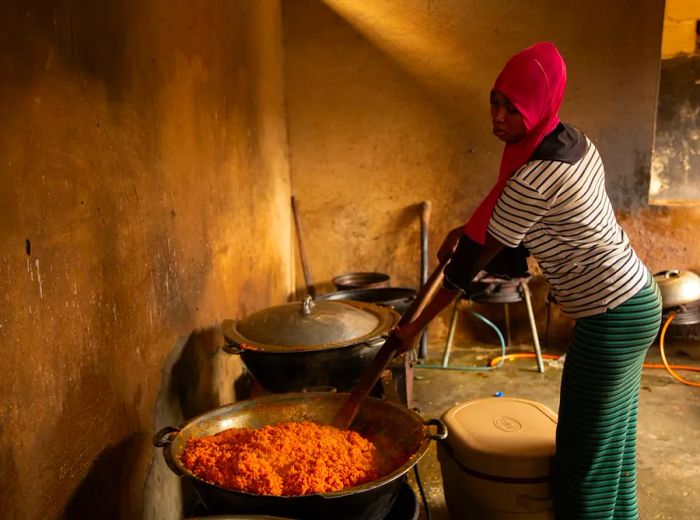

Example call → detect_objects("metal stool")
442 276 545 373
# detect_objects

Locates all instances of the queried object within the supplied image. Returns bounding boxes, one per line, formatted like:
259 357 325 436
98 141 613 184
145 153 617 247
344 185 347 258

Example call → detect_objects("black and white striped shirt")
487 137 648 319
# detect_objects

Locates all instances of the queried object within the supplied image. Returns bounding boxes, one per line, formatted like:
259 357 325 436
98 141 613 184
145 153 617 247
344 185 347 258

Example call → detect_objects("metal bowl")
332 272 391 291
154 392 446 519
654 270 700 308
315 287 417 316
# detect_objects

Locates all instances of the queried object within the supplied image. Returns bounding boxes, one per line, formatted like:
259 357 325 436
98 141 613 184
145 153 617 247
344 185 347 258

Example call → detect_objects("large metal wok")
221 298 400 393
154 392 446 520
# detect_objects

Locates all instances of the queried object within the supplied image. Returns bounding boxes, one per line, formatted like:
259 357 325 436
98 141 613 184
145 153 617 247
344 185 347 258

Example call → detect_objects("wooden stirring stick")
332 258 449 430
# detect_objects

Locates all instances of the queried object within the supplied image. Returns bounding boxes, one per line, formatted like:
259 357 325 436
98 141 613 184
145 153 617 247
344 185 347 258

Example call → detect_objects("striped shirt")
487 137 648 319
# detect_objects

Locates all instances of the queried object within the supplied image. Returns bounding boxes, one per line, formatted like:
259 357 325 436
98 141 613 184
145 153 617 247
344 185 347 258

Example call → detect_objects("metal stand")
442 277 545 373
387 350 414 408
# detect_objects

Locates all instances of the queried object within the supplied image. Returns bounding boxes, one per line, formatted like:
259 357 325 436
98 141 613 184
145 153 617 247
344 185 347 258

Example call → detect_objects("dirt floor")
409 338 700 520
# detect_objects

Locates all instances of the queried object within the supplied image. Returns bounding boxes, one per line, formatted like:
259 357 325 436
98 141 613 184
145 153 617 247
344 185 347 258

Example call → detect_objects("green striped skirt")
554 274 662 519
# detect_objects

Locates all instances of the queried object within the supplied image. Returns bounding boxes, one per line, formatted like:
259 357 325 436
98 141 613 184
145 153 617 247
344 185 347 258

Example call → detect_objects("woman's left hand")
437 226 465 263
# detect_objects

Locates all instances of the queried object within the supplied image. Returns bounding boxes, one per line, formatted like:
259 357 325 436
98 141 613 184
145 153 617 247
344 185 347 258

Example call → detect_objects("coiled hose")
657 312 700 387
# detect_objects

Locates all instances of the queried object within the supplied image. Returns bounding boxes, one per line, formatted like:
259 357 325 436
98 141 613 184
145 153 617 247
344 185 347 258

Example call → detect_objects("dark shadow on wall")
62 432 145 520
170 328 221 420
0 0 130 99
144 327 246 518
33 367 143 518
173 328 256 412
51 329 246 519
0 440 20 519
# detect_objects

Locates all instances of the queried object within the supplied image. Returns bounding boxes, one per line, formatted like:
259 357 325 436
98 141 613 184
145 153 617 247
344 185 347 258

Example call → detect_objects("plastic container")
438 397 557 519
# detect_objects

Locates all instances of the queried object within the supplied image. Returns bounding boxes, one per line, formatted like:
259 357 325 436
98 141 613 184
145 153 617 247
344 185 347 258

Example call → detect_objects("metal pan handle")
302 386 337 393
221 319 247 354
222 342 243 355
153 426 186 476
365 336 386 348
153 426 181 447
424 418 448 441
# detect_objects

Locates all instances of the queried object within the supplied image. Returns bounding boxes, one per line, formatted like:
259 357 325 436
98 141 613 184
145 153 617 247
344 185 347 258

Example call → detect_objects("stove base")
186 480 420 520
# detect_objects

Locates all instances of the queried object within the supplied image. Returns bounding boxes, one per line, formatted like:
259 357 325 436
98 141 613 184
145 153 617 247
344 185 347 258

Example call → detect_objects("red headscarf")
463 42 567 244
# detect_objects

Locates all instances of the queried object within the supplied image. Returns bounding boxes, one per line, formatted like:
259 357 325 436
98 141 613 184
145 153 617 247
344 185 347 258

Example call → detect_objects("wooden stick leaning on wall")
291 196 315 298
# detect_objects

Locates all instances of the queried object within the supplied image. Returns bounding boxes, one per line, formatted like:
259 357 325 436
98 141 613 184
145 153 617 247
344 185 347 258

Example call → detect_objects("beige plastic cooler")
438 397 557 519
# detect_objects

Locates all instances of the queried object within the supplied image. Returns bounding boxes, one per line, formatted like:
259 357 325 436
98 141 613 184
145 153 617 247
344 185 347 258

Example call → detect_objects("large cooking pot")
654 270 700 308
315 287 417 316
221 298 400 392
154 392 446 520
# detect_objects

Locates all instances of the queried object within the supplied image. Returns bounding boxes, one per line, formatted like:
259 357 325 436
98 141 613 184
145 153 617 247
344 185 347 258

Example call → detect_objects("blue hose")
415 310 507 371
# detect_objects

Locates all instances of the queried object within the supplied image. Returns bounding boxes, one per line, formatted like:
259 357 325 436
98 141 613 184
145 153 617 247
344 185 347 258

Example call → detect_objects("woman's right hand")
437 226 465 263
393 321 423 355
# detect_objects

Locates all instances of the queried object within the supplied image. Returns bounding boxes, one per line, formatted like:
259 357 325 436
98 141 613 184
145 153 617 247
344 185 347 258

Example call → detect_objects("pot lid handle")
301 296 315 316
425 418 448 441
153 426 180 447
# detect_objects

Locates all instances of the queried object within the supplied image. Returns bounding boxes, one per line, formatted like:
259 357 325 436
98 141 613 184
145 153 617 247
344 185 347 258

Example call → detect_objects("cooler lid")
441 397 557 479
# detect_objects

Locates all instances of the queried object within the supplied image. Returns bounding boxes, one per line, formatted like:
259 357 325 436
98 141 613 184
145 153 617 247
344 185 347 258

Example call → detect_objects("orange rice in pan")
180 421 403 496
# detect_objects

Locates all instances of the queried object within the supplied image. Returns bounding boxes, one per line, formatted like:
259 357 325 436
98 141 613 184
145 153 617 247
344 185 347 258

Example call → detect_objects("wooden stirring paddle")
332 258 449 430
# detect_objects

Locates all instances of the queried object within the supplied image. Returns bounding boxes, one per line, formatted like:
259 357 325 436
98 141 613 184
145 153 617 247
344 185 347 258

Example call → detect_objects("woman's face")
490 91 526 143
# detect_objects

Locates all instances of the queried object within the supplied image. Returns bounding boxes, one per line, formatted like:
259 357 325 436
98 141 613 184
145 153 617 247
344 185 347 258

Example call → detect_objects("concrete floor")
408 339 700 520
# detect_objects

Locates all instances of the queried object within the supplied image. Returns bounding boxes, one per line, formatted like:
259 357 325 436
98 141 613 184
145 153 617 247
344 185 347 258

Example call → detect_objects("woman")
395 42 662 519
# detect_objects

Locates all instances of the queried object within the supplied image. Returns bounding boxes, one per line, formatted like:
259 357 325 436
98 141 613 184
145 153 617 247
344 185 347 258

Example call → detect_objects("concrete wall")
282 0 695 346
0 1 291 518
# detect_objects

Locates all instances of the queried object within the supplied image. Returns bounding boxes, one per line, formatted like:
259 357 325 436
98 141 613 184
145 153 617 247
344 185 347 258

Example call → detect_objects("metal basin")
654 269 700 308
154 392 446 520
332 272 390 291
316 288 417 316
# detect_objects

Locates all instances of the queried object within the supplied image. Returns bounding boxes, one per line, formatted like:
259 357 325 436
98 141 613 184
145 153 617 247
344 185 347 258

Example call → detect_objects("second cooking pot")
332 272 391 291
222 297 400 392
315 287 417 316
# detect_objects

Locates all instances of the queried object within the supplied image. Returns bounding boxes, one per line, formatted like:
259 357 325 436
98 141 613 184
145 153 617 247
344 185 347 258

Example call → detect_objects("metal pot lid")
654 270 700 308
222 297 399 352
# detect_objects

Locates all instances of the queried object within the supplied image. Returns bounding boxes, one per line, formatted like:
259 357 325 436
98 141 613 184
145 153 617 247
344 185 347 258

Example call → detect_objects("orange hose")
490 324 700 388
659 313 700 387
641 363 700 372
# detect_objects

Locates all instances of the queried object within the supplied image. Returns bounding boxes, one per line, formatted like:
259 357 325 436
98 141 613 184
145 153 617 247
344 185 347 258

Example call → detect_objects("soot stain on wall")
650 56 700 203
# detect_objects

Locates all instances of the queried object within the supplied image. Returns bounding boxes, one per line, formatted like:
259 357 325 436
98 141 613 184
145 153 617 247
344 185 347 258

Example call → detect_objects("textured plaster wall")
0 1 291 518
282 0 694 346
